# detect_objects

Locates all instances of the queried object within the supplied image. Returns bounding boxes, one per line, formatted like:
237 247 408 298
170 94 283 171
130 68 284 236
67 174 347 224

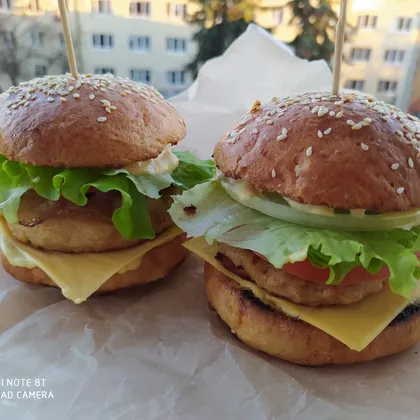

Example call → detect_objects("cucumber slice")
220 178 420 231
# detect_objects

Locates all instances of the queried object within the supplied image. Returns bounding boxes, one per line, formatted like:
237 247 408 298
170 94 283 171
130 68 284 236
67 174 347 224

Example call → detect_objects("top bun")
214 92 420 212
0 73 186 168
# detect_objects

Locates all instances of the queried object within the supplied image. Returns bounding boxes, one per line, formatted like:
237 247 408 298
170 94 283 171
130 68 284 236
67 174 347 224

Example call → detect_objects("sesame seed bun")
205 263 420 365
0 74 186 168
1 233 188 296
214 92 420 212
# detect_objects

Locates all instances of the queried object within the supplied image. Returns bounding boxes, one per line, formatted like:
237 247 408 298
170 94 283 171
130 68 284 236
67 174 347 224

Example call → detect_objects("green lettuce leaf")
172 151 215 190
169 181 420 298
0 151 215 240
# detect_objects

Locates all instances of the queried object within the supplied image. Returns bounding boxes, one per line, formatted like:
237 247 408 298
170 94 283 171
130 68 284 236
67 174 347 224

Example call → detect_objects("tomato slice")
253 251 390 285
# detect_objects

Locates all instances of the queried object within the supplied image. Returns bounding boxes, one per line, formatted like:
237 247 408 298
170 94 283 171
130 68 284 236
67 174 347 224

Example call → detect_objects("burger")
169 91 420 365
0 73 214 303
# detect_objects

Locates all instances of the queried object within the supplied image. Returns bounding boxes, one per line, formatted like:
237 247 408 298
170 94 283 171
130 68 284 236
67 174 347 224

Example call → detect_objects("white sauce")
124 148 179 175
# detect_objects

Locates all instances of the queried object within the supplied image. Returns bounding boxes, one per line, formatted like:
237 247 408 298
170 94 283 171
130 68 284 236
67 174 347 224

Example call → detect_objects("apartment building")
0 0 195 97
0 0 418 107
341 0 420 110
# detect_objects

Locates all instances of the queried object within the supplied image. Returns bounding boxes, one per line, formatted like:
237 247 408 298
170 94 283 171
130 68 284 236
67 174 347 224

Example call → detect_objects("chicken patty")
218 244 387 306
7 188 175 253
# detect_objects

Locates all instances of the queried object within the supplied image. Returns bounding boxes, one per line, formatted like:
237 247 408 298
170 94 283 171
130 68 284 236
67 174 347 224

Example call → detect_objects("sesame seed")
60 91 69 96
396 130 404 137
346 120 355 126
266 120 274 125
76 82 82 89
97 116 107 123
24 102 30 107
317 130 323 139
277 134 287 141
303 106 310 111
364 117 372 123
336 111 344 118
270 109 276 116
110 105 116 110
121 92 127 97
73 93 80 99
352 123 362 130
105 107 111 113
361 143 369 151
318 107 328 117
405 123 415 133
252 128 259 134
406 133 413 141
271 169 276 178
100 99 111 106
391 163 399 170
329 111 335 117
100 88 106 92
282 128 288 135
60 97 67 102
408 158 414 168
47 97 55 102
311 106 320 114
306 146 313 157
89 94 95 100
68 86 74 92
324 127 332 135
396 187 405 195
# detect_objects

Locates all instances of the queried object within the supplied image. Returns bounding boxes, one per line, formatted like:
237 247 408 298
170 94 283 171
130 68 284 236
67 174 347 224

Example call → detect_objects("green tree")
286 0 339 63
186 0 261 79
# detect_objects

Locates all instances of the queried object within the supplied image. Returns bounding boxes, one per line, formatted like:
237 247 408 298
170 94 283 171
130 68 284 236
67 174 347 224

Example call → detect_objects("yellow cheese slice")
184 237 420 352
0 219 182 304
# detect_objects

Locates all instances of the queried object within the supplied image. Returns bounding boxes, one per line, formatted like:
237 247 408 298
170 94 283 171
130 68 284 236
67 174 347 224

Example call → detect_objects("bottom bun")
204 263 420 365
2 235 187 296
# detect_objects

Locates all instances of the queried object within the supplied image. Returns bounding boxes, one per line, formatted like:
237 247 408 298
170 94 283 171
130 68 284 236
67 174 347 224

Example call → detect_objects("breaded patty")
218 244 387 306
8 189 174 253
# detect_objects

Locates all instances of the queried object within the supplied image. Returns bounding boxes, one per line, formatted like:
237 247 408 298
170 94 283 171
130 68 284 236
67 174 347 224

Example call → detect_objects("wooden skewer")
58 0 78 78
332 0 348 96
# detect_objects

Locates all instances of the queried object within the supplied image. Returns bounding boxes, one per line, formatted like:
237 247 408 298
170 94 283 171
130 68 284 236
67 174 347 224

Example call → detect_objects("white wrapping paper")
0 25 419 420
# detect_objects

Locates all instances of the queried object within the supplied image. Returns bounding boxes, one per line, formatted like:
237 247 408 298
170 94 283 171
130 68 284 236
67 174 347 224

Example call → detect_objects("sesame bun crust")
2 234 188 296
214 92 420 212
0 74 186 168
205 263 420 365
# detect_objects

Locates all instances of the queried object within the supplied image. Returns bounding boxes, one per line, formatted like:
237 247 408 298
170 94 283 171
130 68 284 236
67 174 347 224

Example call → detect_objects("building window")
378 80 398 93
0 0 11 10
92 0 111 14
130 1 149 17
129 35 150 52
92 34 114 49
94 67 115 75
130 69 151 83
166 37 186 54
357 15 377 29
167 3 186 19
31 31 44 47
165 70 186 86
345 80 365 90
384 49 405 64
350 48 371 62
0 31 14 48
34 64 47 77
62 62 70 74
59 32 65 47
395 17 412 32
272 9 283 25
